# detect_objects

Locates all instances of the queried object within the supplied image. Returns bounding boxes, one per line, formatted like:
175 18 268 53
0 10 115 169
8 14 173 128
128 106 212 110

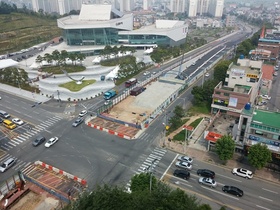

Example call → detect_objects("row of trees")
215 135 272 170
36 50 86 66
101 45 136 60
63 173 224 210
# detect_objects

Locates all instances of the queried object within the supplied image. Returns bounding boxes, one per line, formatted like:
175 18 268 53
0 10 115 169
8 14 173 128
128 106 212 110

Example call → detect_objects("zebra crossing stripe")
22 133 32 137
52 116 62 120
5 143 13 148
40 122 53 126
149 154 162 160
154 148 167 153
7 142 17 146
153 151 165 156
0 154 10 161
10 140 19 145
17 136 27 141
13 138 23 143
36 125 46 129
0 145 9 151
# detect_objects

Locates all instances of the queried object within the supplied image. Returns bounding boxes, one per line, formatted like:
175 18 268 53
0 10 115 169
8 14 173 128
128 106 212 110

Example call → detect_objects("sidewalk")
0 83 50 103
165 116 280 184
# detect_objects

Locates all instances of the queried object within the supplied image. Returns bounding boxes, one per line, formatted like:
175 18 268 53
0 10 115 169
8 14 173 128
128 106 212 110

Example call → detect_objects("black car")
0 118 3 123
222 186 243 197
197 169 215 179
173 169 190 180
32 136 46 147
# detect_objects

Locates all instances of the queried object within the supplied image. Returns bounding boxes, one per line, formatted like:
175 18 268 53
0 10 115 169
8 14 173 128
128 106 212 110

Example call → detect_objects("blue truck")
104 89 117 100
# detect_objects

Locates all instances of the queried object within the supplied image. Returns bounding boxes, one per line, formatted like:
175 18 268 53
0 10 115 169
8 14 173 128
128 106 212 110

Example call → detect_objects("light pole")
183 125 194 154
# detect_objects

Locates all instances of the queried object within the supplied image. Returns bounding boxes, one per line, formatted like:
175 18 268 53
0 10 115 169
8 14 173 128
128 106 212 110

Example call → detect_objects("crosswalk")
126 147 167 191
138 133 153 142
0 116 63 151
0 153 31 172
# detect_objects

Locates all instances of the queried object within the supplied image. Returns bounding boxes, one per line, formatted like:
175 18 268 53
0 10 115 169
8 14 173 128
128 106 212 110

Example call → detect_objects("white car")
205 73 210 77
143 71 150 76
12 118 24 125
261 95 271 100
104 100 111 105
232 168 253 179
177 155 193 164
175 161 192 170
198 177 217 188
45 137 59 148
79 110 87 117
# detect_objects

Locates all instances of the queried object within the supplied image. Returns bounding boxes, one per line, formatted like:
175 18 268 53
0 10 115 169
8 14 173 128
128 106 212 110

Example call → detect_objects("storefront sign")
248 135 280 147
246 74 258 78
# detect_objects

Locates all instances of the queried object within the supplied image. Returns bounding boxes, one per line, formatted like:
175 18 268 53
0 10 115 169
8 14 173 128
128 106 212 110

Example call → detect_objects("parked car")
12 118 24 125
0 158 16 172
104 100 111 105
177 155 193 163
143 71 150 76
45 137 59 148
175 161 192 170
274 72 278 76
205 73 210 77
222 186 243 197
173 169 190 180
232 168 253 179
198 177 217 188
32 136 46 147
197 169 215 179
261 95 271 100
72 118 84 127
79 110 87 117
0 110 10 119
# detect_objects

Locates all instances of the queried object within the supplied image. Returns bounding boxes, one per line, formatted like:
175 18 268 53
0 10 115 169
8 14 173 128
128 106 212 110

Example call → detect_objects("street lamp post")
183 125 194 154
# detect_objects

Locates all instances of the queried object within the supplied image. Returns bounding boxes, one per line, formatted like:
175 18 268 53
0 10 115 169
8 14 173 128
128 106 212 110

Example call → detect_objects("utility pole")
57 90 61 107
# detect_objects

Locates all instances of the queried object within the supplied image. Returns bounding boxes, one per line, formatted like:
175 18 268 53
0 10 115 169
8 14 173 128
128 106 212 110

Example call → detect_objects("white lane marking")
200 185 239 200
217 173 242 182
8 141 17 146
160 154 179 180
262 188 279 194
256 205 271 210
5 143 13 148
259 196 273 202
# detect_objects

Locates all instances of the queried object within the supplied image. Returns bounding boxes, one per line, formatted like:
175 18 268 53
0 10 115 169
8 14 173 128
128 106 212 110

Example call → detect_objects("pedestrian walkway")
0 83 50 102
0 116 63 151
125 147 167 192
0 153 32 173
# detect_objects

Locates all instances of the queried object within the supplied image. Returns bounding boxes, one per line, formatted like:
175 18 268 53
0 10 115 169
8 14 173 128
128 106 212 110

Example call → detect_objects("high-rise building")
119 0 134 12
197 0 209 16
170 0 186 13
188 0 198 17
143 0 149 10
208 0 224 18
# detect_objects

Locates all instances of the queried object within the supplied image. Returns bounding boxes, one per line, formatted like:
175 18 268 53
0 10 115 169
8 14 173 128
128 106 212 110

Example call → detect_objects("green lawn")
59 79 96 92
42 65 86 74
188 103 211 114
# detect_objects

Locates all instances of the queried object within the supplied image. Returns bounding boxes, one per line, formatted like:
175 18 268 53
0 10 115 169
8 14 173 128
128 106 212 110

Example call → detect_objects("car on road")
192 61 196 66
45 137 59 148
261 95 271 100
198 177 217 188
72 118 84 127
175 161 192 170
104 100 111 105
32 136 46 147
222 186 243 197
0 158 16 172
0 118 2 123
232 168 253 179
197 169 215 179
12 118 24 125
143 71 150 76
0 110 10 119
152 72 156 75
79 110 87 117
177 155 193 163
173 169 190 180
274 72 278 76
205 73 210 77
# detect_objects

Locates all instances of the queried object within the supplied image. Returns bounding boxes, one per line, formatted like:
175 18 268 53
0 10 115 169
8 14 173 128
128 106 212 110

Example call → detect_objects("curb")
35 160 87 186
87 122 132 140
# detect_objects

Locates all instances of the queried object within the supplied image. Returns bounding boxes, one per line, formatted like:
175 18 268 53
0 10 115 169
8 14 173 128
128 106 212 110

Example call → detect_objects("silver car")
198 177 217 188
177 155 193 164
72 118 84 127
175 161 192 170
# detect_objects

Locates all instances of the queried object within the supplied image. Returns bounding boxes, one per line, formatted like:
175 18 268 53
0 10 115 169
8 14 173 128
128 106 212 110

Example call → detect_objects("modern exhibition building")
57 4 188 54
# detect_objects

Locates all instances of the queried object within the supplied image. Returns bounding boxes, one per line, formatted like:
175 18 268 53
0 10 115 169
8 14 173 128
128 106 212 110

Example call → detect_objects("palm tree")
52 50 61 65
36 55 43 64
60 50 68 65
43 53 53 65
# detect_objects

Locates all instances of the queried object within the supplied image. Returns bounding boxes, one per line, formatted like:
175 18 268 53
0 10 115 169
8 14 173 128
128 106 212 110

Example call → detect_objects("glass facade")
64 28 119 46
118 34 171 46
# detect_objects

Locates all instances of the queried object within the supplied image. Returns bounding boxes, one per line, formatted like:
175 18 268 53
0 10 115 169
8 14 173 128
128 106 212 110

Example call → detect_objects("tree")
215 135 235 163
248 143 272 170
213 60 231 83
130 173 157 192
174 105 184 118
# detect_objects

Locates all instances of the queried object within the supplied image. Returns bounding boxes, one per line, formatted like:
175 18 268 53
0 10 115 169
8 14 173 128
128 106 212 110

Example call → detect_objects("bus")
125 78 137 88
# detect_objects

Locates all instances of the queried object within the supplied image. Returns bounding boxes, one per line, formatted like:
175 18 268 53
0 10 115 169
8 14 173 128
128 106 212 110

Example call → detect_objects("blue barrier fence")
23 175 70 203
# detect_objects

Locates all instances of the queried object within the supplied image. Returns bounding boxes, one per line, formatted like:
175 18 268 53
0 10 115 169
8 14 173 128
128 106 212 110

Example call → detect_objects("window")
224 93 229 96
215 91 221 95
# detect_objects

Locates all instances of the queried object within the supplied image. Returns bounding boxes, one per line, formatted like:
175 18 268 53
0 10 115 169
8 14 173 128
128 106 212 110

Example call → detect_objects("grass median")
59 79 96 92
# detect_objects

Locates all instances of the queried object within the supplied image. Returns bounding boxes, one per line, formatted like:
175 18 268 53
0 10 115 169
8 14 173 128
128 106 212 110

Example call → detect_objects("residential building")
237 107 280 156
143 0 149 10
225 14 236 27
188 0 198 17
170 0 186 13
208 0 224 18
211 59 262 117
197 0 209 16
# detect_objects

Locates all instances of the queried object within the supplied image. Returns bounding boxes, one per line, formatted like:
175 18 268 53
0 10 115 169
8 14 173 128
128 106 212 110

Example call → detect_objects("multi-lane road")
1 24 279 209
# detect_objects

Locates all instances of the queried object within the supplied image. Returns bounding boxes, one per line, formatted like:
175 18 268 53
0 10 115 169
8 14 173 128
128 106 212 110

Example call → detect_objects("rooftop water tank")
244 103 251 110
240 54 245 59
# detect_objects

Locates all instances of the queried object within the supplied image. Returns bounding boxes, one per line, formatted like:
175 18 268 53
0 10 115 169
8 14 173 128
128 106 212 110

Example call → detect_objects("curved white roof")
0 59 18 69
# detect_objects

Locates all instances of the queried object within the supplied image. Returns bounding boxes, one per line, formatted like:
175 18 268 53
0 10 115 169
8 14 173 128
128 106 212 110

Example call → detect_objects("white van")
0 158 16 172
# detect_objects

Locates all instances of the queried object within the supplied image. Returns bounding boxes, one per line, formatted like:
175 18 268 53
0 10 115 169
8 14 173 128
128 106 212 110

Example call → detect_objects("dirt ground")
11 191 59 210
109 96 153 124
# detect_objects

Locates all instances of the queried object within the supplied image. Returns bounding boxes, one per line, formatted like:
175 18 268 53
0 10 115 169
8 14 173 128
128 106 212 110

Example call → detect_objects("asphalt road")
163 155 280 210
